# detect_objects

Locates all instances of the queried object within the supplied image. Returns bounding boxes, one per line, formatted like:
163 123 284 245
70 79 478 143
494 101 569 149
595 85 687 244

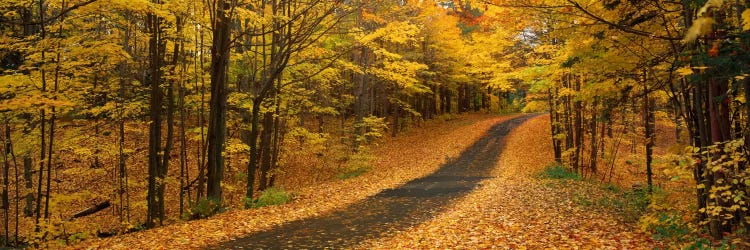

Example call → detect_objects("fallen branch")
71 200 110 220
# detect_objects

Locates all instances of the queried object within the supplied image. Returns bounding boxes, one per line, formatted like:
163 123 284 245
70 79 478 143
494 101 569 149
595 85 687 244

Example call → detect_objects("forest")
0 0 749 248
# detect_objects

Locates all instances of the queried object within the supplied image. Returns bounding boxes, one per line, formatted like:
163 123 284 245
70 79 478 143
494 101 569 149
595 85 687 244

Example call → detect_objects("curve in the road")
215 114 537 250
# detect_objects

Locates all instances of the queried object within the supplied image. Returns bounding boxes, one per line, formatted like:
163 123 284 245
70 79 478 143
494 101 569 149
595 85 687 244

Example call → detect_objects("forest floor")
73 114 659 249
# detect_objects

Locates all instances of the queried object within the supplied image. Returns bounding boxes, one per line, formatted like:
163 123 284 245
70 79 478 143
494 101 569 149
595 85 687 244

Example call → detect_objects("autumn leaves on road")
361 115 656 249
79 114 655 249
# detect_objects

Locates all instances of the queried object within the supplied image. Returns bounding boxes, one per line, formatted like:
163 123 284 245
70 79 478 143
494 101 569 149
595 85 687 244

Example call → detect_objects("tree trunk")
178 68 187 218
353 46 370 151
643 89 654 194
247 99 261 200
392 99 400 137
34 0 47 231
206 0 231 204
590 98 599 175
117 29 130 224
548 88 562 163
707 78 732 238
196 25 207 202
563 74 574 168
23 157 31 218
573 75 583 173
8 121 18 244
2 122 8 246
258 111 274 191
145 9 165 228
693 81 709 224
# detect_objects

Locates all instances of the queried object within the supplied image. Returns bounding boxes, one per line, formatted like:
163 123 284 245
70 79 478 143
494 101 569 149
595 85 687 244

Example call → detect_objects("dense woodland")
0 0 750 248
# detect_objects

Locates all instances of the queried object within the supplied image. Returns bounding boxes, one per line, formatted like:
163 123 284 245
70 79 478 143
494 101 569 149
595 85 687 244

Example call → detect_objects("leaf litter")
356 115 658 249
72 114 520 249
74 114 656 249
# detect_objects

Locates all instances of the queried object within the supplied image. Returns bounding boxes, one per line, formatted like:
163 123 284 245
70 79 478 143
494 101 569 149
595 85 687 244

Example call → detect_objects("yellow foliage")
675 67 694 77
743 9 750 31
683 17 716 43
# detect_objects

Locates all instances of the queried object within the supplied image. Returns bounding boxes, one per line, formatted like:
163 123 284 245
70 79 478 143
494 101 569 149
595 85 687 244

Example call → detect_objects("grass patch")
650 212 690 242
336 150 373 180
598 187 650 222
436 113 460 122
337 167 370 179
188 198 223 219
247 187 293 209
539 164 582 180
569 181 650 222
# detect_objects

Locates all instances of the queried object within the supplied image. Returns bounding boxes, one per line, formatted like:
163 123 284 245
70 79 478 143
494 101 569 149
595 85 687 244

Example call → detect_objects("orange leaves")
357 116 656 249
74 114 517 249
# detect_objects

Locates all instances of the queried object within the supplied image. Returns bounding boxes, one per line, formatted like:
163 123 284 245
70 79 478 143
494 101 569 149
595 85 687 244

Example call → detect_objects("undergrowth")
246 187 293 209
189 198 223 219
336 150 373 180
540 164 581 180
540 164 649 222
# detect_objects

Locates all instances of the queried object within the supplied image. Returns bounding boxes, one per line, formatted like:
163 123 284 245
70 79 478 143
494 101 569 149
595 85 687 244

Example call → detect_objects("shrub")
437 113 460 122
336 150 373 180
247 187 293 209
600 187 650 222
337 166 369 179
188 198 222 219
540 164 581 180
354 116 388 146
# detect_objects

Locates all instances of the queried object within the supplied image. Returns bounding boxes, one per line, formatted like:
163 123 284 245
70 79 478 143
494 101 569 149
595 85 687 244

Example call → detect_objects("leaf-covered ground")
215 115 537 249
357 115 658 249
73 114 659 249
71 114 521 249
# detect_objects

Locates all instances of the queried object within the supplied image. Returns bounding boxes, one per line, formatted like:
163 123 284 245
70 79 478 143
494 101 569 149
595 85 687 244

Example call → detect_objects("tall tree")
205 0 232 205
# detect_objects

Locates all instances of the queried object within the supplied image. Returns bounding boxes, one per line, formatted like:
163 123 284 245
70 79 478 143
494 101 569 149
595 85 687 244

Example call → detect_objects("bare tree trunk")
643 77 654 194
573 75 583 173
2 120 8 245
45 30 62 223
34 0 48 231
258 111 274 191
146 7 165 228
693 81 709 224
563 74 574 168
247 100 260 199
392 98 399 137
8 121 18 244
118 83 128 223
206 0 232 204
196 27 207 201
23 156 31 218
548 88 562 163
590 98 599 176
178 61 188 218
117 20 131 224
269 77 284 188
707 78 731 238
353 46 369 151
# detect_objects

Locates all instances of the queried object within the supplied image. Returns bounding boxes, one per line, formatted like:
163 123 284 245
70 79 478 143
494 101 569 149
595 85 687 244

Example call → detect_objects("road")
215 115 537 249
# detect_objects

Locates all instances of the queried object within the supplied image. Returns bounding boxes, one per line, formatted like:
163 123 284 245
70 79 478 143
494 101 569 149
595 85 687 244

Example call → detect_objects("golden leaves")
76 114 518 249
743 9 750 31
697 0 724 18
358 116 656 249
683 17 716 43
683 0 724 43
675 67 694 77
359 21 421 47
